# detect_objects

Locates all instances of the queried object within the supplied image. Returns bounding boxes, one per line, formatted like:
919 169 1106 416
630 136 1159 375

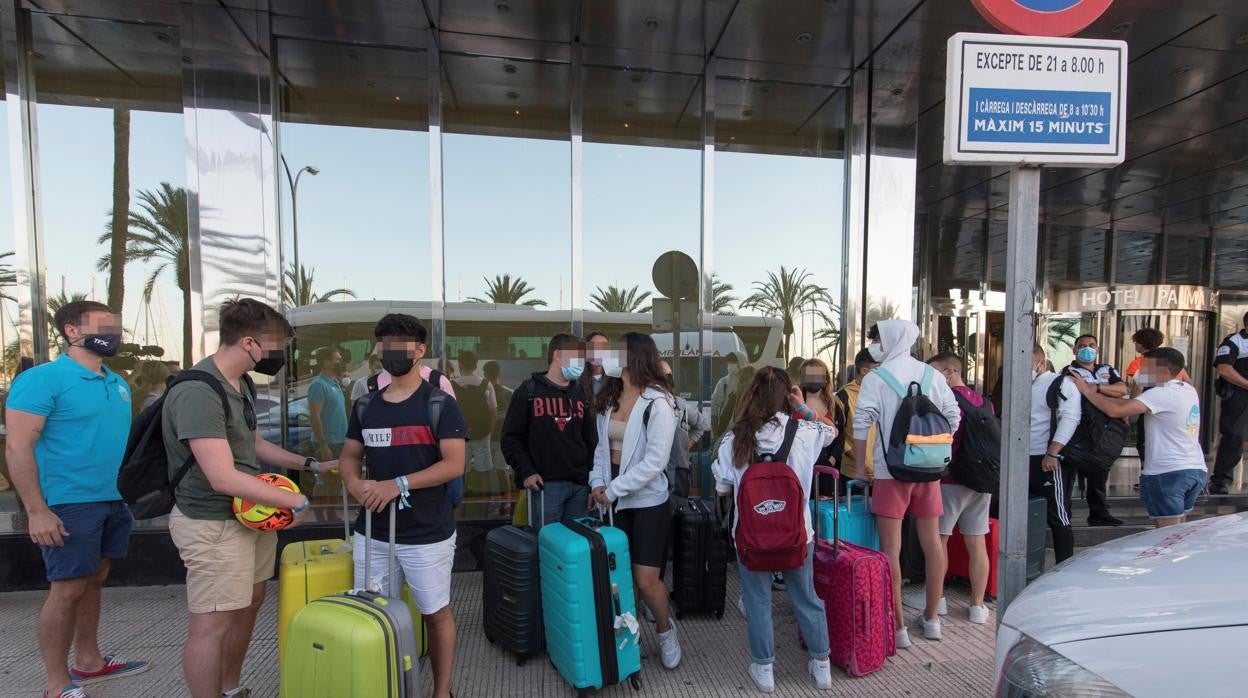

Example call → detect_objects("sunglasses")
243 396 257 431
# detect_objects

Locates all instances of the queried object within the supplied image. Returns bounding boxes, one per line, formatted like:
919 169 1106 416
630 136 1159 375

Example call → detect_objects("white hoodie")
852 319 961 480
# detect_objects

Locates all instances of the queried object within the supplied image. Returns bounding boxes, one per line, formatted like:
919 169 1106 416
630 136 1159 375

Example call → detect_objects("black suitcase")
1026 496 1047 582
670 498 728 619
899 514 926 584
482 490 544 664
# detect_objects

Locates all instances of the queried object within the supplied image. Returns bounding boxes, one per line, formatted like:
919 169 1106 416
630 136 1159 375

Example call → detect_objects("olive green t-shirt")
163 357 258 520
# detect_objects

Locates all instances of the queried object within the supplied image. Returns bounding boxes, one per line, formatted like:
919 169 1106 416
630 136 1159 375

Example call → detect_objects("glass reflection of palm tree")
741 266 833 360
96 182 252 369
710 274 737 315
282 263 356 306
0 252 16 304
1047 317 1079 354
467 274 547 307
865 296 901 330
812 306 842 356
590 285 653 313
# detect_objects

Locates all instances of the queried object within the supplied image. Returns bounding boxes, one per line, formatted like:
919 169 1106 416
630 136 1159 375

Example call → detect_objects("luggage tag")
610 582 639 648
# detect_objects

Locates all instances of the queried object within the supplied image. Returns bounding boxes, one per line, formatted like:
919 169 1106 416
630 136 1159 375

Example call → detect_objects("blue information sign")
966 87 1111 145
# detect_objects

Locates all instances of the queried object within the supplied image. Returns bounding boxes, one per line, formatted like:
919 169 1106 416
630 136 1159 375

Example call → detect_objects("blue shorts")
1139 469 1208 520
40 501 133 581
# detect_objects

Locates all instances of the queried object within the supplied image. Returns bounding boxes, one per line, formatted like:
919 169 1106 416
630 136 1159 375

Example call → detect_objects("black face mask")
381 350 415 377
246 343 286 376
801 381 827 395
77 333 122 358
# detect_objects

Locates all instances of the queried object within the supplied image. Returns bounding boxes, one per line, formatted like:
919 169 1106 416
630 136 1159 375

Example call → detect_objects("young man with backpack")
1071 348 1207 528
927 353 996 625
500 333 597 529
832 347 881 483
1068 335 1127 527
162 299 327 698
6 301 148 698
1030 344 1082 565
339 313 468 698
853 320 960 648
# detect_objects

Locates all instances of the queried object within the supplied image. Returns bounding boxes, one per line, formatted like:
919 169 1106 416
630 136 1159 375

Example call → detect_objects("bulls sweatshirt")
501 372 598 486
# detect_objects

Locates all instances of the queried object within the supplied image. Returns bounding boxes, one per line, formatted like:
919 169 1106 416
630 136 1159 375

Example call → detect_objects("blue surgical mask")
561 358 585 381
1076 346 1097 363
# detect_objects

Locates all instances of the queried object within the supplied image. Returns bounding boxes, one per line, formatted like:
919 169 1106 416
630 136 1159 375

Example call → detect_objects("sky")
0 101 864 366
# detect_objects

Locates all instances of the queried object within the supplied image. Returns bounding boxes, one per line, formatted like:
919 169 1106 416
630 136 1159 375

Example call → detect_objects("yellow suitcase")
277 537 353 666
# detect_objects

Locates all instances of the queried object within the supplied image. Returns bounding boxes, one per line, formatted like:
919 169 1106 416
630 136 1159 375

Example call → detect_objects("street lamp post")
281 161 319 301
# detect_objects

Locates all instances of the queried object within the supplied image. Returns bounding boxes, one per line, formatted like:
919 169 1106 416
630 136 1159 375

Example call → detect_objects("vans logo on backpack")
753 499 787 516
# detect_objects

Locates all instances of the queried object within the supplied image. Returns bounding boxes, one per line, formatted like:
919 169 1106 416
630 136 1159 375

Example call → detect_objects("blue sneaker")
69 656 150 685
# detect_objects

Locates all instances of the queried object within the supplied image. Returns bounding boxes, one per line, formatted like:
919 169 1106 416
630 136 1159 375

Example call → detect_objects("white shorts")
352 532 456 615
467 438 494 473
938 483 992 537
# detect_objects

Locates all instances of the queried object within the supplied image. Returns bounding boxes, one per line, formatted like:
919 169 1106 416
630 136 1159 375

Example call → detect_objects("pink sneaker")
69 656 150 685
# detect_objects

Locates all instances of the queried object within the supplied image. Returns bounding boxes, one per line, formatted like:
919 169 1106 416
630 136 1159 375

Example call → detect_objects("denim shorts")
40 500 133 581
1139 469 1208 520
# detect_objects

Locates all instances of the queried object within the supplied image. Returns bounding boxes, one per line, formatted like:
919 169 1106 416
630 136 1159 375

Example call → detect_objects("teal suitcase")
539 515 642 695
811 479 880 551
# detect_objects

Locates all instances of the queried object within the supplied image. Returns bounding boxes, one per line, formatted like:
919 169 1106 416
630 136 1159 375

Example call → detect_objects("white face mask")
727 364 740 377
600 353 623 378
867 342 885 362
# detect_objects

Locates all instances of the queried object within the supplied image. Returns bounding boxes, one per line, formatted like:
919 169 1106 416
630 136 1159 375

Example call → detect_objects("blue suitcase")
811 479 880 551
539 515 642 695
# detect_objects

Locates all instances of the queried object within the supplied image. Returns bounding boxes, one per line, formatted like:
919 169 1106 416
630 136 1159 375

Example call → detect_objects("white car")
996 513 1248 697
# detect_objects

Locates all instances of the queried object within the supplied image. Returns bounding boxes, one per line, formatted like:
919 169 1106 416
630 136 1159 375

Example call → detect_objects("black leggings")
614 500 673 568
1029 455 1075 563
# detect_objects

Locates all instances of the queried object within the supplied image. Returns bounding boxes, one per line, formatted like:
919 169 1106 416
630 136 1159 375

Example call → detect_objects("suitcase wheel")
675 610 684 620
630 674 642 691
714 609 724 620
516 653 526 667
485 633 495 644
577 689 591 698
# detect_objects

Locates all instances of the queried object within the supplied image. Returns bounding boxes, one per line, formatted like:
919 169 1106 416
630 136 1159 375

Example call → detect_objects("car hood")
1003 514 1248 646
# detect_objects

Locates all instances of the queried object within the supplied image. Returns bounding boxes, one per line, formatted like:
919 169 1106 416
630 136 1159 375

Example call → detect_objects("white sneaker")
895 626 912 650
937 596 948 616
749 662 775 693
657 620 682 669
969 604 990 625
808 658 833 690
918 616 943 641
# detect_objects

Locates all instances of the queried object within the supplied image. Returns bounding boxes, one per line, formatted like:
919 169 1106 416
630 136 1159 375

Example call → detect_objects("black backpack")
1046 367 1127 475
950 391 1001 494
117 370 255 520
453 380 495 439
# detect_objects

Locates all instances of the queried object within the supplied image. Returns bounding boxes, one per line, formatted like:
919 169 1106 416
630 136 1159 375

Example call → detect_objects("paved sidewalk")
2 572 996 697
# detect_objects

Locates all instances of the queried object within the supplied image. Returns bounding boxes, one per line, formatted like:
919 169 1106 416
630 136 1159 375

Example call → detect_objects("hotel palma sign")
1058 285 1218 313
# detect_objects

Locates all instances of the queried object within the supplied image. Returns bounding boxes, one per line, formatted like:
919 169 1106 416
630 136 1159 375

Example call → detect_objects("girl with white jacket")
589 332 683 670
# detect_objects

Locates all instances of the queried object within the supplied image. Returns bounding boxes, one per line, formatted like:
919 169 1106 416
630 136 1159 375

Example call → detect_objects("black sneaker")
771 572 786 591
1087 514 1124 527
1209 484 1230 495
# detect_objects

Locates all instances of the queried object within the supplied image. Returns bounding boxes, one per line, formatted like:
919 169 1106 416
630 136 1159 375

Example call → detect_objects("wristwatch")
1045 452 1064 462
304 457 319 473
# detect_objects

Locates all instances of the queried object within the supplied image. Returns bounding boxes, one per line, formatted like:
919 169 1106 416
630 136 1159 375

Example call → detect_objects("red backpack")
735 418 807 572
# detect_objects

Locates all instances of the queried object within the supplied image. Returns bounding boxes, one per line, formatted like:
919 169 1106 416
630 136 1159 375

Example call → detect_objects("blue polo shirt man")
6 300 148 698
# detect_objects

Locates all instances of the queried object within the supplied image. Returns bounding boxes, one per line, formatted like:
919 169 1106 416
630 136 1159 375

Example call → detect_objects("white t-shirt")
1135 379 1205 476
712 414 836 545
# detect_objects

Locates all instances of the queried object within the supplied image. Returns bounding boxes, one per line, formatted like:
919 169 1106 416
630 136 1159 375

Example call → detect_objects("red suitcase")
946 517 999 597
812 466 895 677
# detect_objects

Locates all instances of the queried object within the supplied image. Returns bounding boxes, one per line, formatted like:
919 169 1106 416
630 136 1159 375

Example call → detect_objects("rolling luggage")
539 511 642 696
811 479 880 551
812 466 895 677
670 497 728 619
483 489 545 664
281 503 420 698
277 485 354 667
946 517 999 597
1027 496 1047 582
898 514 926 584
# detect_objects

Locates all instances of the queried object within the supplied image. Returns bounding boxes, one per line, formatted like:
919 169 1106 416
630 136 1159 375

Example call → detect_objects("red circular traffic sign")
970 0 1115 37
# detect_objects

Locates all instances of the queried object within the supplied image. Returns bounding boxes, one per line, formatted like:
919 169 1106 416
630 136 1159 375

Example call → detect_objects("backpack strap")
428 369 445 390
758 416 801 462
165 370 238 490
642 399 654 428
428 387 447 435
366 373 380 393
875 367 907 398
919 364 935 394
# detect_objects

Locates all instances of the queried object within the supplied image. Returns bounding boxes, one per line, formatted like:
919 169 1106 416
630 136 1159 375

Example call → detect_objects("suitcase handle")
813 465 841 549
527 488 545 529
845 479 872 515
362 500 399 595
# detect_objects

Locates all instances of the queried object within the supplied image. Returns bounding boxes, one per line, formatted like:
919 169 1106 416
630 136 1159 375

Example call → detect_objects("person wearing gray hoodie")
852 319 961 650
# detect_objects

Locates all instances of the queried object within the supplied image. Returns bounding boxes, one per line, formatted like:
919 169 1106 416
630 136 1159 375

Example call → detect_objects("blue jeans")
1140 468 1207 519
531 480 590 532
738 543 829 664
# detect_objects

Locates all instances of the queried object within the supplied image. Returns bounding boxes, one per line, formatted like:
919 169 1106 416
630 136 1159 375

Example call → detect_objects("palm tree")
282 263 356 306
96 182 253 368
105 108 130 314
590 285 653 313
812 306 842 356
46 291 89 353
865 295 902 330
0 251 16 304
466 274 546 307
740 266 833 360
710 274 737 315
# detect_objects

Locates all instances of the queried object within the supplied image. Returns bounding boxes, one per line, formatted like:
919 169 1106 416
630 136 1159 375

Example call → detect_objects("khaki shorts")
169 507 278 613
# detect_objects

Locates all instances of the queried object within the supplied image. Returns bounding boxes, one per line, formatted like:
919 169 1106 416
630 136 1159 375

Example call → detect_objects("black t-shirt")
347 381 469 545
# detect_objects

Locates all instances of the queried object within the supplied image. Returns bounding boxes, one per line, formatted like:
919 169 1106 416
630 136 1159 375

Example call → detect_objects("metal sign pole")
998 164 1041 618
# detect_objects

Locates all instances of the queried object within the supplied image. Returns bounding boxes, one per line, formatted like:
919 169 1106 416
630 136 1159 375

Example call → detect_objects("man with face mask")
711 350 747 436
1068 334 1127 527
502 333 598 528
1029 344 1082 565
308 347 348 464
161 298 327 698
7 301 150 698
